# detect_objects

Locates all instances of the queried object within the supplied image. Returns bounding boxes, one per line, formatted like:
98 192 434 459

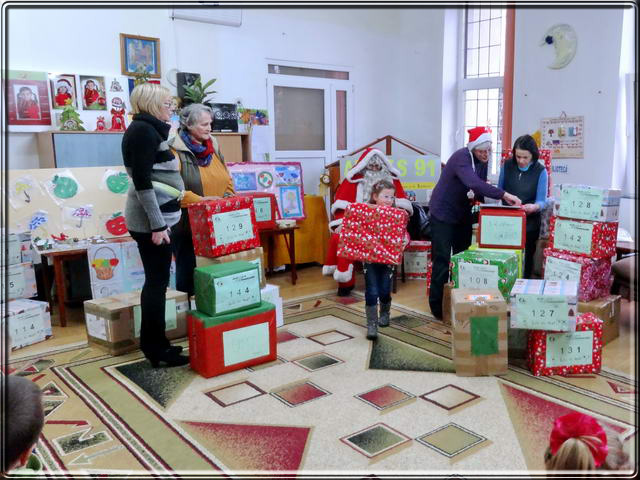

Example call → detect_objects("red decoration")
188 197 260 258
106 212 128 236
188 308 276 378
548 216 618 260
527 312 603 377
478 206 527 250
337 203 409 265
236 192 279 230
542 248 613 302
95 116 106 131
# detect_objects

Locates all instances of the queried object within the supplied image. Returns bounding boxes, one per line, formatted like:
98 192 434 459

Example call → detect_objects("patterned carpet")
6 293 636 476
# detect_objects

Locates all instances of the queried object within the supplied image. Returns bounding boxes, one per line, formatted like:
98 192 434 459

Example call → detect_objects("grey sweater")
122 113 184 233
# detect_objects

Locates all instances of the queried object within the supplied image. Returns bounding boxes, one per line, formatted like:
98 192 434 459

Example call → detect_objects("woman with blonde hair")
122 82 188 368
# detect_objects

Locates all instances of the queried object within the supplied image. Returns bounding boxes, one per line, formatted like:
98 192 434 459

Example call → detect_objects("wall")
6 6 446 193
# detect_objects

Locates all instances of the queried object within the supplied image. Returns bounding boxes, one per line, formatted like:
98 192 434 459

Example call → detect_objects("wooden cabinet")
37 131 252 168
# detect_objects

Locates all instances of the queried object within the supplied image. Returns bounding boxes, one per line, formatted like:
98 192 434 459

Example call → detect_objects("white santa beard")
361 168 390 203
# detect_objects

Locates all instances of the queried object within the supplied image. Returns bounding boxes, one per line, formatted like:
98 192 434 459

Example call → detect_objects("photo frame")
6 70 52 131
79 75 107 111
120 33 161 78
49 73 77 109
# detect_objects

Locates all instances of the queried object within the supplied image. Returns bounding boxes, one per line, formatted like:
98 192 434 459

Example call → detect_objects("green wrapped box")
194 260 261 317
450 249 518 302
468 244 523 278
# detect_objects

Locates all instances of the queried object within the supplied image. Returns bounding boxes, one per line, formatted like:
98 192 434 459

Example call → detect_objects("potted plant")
182 77 217 106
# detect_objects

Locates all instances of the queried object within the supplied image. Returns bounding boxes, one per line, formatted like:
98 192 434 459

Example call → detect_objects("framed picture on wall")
120 33 161 78
49 73 78 109
6 70 52 131
79 75 107 110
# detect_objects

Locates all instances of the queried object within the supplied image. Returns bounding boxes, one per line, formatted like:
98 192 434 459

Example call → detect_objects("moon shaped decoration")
540 24 577 69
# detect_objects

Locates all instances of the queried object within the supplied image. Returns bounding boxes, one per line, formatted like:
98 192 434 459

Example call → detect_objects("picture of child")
49 75 77 110
54 81 73 107
81 77 106 110
15 85 41 120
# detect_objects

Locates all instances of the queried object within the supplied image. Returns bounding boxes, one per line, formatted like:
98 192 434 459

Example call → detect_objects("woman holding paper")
123 83 189 368
168 103 235 296
428 127 522 320
499 134 548 278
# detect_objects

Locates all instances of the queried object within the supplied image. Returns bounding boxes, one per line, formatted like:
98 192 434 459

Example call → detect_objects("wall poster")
541 114 584 159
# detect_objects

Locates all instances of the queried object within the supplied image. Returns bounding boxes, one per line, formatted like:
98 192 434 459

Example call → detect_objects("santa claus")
323 148 413 295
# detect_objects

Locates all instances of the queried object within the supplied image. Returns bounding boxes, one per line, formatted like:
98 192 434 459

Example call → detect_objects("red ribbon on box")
337 203 408 265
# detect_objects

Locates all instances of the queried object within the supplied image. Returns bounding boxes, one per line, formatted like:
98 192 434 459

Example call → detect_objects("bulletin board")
540 114 584 159
226 162 306 220
7 166 129 240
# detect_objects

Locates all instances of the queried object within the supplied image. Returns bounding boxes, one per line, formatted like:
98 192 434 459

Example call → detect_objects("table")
40 248 88 327
260 226 299 285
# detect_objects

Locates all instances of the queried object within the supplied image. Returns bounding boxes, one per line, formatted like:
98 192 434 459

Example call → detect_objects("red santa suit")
84 86 100 107
323 148 413 287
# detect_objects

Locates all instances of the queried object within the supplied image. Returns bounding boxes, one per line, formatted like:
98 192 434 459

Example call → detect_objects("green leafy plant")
133 65 151 87
182 77 217 104
59 105 85 131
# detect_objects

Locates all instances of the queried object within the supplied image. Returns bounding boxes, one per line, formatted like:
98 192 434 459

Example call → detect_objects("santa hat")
56 79 72 91
345 148 401 181
467 126 492 151
549 412 609 467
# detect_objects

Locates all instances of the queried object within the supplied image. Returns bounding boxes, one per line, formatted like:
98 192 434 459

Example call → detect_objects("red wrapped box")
527 312 603 376
502 149 552 196
188 301 276 378
426 261 433 296
478 206 526 250
337 203 409 265
403 240 431 279
548 216 618 260
188 197 260 258
542 248 613 302
236 192 279 231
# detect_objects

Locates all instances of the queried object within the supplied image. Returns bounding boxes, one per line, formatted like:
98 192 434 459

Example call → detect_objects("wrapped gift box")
539 197 556 240
0 230 22 266
508 279 545 359
196 246 266 288
426 261 433 296
450 288 508 376
554 184 621 222
3 299 52 351
261 283 284 327
403 241 431 279
188 197 260 258
469 244 523 278
527 312 603 376
578 295 621 346
7 262 37 300
193 260 261 317
541 280 578 330
542 248 613 302
337 203 409 265
236 192 279 231
450 249 519 301
478 205 526 249
549 216 618 260
188 301 277 378
83 289 189 356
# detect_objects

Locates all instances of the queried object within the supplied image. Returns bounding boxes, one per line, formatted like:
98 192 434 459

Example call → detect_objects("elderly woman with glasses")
427 126 522 320
168 103 235 296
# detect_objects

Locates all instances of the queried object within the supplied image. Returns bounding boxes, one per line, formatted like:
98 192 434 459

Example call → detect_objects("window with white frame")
459 6 507 178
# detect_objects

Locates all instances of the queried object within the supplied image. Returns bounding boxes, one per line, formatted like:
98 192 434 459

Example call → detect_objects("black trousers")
170 228 196 297
428 216 472 318
129 231 173 358
524 224 541 279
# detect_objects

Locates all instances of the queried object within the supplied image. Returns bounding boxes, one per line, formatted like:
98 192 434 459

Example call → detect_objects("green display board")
545 330 594 367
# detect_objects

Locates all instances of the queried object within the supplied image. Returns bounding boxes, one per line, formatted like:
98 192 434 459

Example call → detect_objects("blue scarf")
179 129 213 167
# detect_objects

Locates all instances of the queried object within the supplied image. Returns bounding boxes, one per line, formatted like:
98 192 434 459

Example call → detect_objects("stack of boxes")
191 196 283 327
1 229 52 351
186 197 278 378
543 184 621 345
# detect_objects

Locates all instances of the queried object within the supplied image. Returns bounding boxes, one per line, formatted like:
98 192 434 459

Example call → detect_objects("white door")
267 75 353 195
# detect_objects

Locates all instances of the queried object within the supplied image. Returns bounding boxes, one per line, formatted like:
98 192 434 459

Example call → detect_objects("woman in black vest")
498 135 548 278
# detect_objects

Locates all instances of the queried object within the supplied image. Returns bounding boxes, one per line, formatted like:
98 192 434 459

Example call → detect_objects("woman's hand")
151 230 170 246
502 192 522 206
522 203 539 215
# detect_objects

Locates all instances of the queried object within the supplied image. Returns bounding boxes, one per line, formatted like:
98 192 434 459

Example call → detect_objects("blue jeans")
363 262 393 306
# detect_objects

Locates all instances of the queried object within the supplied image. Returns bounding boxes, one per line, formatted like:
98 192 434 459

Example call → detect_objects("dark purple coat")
429 147 505 224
